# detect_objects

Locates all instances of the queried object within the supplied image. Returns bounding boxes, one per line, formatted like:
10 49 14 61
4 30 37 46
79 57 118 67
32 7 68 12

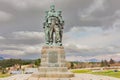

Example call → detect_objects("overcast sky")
0 0 120 61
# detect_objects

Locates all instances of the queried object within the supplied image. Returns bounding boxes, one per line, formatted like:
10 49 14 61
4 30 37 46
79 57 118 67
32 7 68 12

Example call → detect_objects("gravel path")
0 74 31 80
0 74 119 80
72 74 120 80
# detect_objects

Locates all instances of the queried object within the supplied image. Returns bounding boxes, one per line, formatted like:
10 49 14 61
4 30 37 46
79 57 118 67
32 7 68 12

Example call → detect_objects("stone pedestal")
41 46 66 67
30 46 74 79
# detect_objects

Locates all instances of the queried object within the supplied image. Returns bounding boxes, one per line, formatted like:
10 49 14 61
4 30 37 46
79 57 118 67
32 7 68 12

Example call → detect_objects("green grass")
71 69 91 73
71 69 120 78
91 70 120 78
0 73 11 78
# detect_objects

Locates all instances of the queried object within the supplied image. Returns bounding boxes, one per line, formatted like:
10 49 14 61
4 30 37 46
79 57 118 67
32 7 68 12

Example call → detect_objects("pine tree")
109 58 115 64
101 60 104 67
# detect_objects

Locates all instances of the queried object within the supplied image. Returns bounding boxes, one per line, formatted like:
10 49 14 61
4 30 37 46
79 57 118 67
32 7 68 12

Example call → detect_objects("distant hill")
87 58 100 62
0 57 4 60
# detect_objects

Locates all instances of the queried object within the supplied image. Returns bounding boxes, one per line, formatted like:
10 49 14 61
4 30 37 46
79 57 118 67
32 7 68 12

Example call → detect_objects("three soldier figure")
43 5 64 46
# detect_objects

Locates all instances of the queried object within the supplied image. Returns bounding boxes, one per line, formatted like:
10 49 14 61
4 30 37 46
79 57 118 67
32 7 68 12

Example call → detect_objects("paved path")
72 74 120 80
0 74 31 80
0 74 119 80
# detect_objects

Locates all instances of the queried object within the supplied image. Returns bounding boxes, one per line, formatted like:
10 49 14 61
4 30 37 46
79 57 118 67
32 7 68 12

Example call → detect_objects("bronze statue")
43 5 64 46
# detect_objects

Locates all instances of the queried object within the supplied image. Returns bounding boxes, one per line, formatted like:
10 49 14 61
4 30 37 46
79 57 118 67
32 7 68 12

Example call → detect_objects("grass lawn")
0 73 11 78
71 69 120 78
91 70 120 78
71 69 91 73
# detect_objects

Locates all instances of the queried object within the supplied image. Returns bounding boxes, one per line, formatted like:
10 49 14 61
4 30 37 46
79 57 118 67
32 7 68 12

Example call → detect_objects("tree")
0 59 33 68
101 60 104 67
35 59 41 67
109 58 115 64
101 60 109 67
70 62 74 69
104 60 109 67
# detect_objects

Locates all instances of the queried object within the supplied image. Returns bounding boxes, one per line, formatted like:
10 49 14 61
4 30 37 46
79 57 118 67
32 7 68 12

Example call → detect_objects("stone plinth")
41 46 66 67
30 46 74 79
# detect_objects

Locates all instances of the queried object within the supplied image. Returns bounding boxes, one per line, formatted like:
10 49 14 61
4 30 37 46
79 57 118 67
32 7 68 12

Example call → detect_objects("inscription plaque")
48 51 58 63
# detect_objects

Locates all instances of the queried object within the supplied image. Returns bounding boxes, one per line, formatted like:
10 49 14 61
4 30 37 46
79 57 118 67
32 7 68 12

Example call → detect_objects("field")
71 69 120 78
72 69 91 73
0 73 11 78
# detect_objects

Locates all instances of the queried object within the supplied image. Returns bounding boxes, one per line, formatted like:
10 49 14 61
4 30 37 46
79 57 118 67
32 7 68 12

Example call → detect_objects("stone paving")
0 74 119 80
72 74 120 80
0 74 31 80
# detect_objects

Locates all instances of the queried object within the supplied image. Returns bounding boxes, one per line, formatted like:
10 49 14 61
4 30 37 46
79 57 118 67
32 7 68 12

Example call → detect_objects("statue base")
29 46 74 79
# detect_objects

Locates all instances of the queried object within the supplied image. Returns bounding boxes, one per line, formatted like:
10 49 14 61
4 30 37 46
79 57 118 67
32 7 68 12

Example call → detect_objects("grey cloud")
65 43 120 57
0 0 120 60
0 31 45 46
12 31 44 40
0 44 42 59
0 11 12 22
80 0 106 18
0 0 119 33
0 36 5 39
0 38 43 46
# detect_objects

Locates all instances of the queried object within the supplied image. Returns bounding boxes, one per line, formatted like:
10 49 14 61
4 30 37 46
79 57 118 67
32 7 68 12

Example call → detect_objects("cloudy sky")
0 0 120 61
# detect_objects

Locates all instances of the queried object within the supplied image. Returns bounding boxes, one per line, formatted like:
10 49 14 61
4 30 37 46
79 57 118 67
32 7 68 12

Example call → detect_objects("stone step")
31 72 74 78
